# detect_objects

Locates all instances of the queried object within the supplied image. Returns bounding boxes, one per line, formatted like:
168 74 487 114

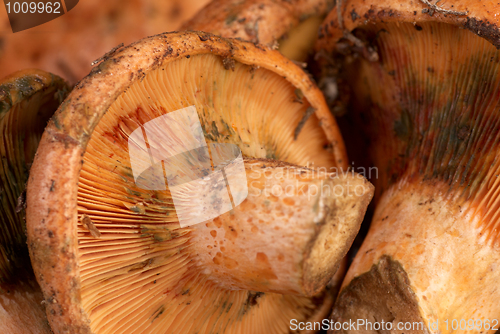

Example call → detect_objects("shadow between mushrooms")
315 0 500 333
26 31 373 334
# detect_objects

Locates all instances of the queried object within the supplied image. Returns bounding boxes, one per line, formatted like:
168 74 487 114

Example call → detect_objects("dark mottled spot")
457 125 470 141
242 291 264 314
222 57 235 71
351 9 360 22
393 110 411 140
225 14 238 25
199 34 209 42
15 190 26 213
152 306 165 322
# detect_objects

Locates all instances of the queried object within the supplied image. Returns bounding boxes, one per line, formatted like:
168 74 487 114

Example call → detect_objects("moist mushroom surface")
26 31 373 334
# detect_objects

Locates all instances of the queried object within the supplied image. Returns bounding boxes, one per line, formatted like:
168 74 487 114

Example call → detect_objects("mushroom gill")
316 1 500 332
0 69 69 333
183 0 350 292
26 32 373 334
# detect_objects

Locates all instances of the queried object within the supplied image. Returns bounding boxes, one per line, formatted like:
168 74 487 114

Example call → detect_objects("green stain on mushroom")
393 109 411 141
351 22 500 201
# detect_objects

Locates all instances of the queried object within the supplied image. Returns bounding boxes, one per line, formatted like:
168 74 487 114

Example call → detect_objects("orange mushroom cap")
26 31 372 333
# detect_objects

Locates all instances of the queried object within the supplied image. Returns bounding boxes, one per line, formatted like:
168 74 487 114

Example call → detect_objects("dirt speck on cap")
81 214 101 239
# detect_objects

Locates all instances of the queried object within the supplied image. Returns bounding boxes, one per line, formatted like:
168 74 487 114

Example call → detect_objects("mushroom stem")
335 180 500 332
190 158 373 296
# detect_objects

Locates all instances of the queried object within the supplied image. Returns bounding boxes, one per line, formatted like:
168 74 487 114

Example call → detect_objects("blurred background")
0 0 211 83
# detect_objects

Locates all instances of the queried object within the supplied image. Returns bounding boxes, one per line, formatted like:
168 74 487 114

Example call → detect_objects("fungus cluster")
5 0 496 332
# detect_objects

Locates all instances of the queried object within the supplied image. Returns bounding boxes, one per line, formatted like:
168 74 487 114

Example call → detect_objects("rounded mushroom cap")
26 31 371 334
0 69 69 333
316 0 500 53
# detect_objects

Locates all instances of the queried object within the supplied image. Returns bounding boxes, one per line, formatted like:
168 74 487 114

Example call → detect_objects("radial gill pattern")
76 53 335 333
